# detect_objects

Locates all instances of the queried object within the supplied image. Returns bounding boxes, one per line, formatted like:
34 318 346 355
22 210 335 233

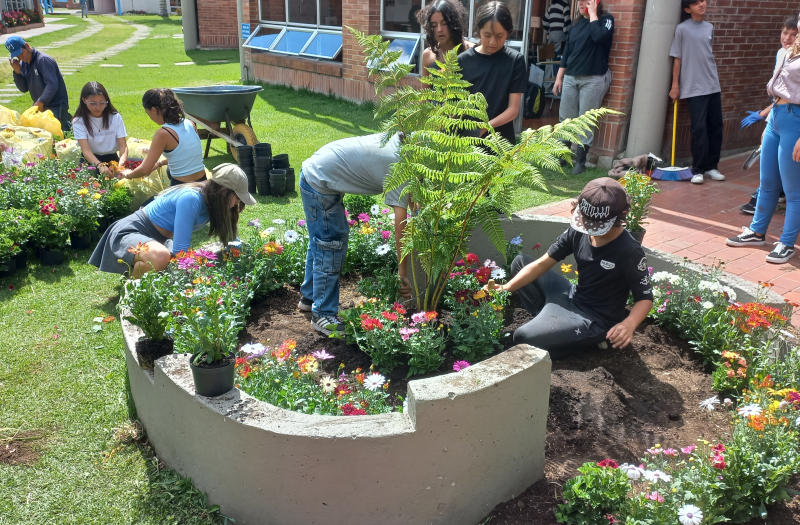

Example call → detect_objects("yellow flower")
574 271 579 276
77 188 89 196
92 193 101 200
473 290 486 300
292 371 300 379
561 263 572 274
492 304 503 311
471 311 479 317
259 230 270 239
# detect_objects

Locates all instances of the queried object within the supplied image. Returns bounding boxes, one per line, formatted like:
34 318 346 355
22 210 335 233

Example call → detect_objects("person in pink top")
727 12 800 264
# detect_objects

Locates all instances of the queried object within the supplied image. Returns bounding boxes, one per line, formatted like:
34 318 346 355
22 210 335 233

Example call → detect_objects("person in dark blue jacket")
552 0 614 174
5 36 70 131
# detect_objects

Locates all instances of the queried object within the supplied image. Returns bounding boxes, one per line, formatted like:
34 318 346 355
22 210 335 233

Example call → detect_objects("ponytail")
142 88 185 125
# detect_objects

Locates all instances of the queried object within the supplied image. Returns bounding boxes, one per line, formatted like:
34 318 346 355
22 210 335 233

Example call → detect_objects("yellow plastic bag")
0 105 20 126
0 125 53 166
20 106 63 140
54 138 82 163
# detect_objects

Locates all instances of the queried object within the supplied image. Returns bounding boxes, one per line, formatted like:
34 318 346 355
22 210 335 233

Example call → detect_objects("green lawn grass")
0 15 606 524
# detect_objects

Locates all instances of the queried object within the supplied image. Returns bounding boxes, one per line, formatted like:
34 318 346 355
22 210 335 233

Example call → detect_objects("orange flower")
127 242 149 255
748 415 766 431
355 373 365 384
102 316 115 323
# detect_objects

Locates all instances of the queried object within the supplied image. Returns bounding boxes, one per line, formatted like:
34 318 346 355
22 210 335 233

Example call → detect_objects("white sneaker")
691 173 704 184
705 169 725 181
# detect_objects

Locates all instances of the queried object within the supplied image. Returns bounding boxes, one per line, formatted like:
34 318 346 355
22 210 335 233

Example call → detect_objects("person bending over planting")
486 178 653 357
90 164 256 277
299 133 409 336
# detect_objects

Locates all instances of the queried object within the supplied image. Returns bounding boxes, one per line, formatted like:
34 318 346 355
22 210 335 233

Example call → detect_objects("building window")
4 0 33 11
244 25 344 60
261 0 342 28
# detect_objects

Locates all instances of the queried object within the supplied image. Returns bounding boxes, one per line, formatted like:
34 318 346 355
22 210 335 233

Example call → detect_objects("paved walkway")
37 17 102 50
524 153 800 306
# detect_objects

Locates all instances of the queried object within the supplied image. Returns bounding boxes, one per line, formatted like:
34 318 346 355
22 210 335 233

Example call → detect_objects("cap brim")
9 48 22 58
236 190 257 206
570 206 616 236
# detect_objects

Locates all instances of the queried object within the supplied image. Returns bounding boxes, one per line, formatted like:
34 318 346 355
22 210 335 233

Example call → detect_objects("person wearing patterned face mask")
485 178 653 359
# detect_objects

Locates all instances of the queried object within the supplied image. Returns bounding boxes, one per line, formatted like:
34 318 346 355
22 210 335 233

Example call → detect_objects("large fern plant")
351 28 617 311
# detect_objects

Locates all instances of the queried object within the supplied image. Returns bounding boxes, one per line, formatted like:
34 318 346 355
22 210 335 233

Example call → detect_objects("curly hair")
141 88 185 125
417 0 469 59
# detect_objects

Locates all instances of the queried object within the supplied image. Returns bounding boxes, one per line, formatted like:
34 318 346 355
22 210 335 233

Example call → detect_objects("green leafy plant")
58 189 102 235
620 170 660 233
343 193 377 217
357 266 402 305
0 235 20 269
31 212 72 250
0 208 34 246
117 270 175 342
102 186 133 219
555 461 629 525
350 27 615 311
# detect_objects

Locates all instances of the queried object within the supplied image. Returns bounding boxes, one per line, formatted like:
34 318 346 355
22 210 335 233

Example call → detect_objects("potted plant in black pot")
59 188 101 250
31 206 72 266
620 170 660 244
99 186 133 234
0 236 19 278
171 273 244 397
118 270 175 370
0 209 33 269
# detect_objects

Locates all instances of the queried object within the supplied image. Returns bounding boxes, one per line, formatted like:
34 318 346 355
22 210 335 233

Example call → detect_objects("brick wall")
661 1 785 161
197 0 239 48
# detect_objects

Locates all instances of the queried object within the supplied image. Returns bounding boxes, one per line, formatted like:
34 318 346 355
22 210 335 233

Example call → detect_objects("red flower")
424 311 437 321
359 313 369 320
235 357 247 366
341 403 366 416
532 243 541 250
597 459 619 469
711 454 726 470
361 317 384 331
466 253 479 265
335 384 352 398
381 311 398 322
392 302 407 315
475 266 491 284
712 443 725 454
454 289 471 303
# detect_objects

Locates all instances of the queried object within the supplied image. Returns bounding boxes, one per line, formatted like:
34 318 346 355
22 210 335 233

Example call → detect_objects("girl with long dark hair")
72 81 128 175
121 88 206 186
456 1 527 145
417 0 473 76
90 164 256 277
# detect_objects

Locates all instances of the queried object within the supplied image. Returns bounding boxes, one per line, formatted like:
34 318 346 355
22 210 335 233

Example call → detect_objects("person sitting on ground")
552 0 614 174
726 11 800 265
299 133 410 336
417 0 473 76
89 164 255 277
457 1 527 146
5 36 71 131
485 178 653 358
669 0 725 185
738 13 798 214
121 88 206 187
72 81 128 175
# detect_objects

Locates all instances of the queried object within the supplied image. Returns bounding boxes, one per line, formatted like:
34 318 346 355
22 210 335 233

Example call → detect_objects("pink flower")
348 219 357 227
297 219 306 227
597 459 619 469
644 491 664 503
681 445 696 454
662 448 678 457
399 327 418 341
381 230 391 240
453 360 470 371
382 208 390 214
410 312 427 325
712 453 726 470
646 448 662 455
712 443 725 453
312 349 335 360
358 213 370 223
194 249 218 260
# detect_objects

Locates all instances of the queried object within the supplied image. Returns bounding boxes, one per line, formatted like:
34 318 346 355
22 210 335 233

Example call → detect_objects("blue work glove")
741 111 765 128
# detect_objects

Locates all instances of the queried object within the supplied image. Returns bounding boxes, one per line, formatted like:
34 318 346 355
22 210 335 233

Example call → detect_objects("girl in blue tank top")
121 88 206 185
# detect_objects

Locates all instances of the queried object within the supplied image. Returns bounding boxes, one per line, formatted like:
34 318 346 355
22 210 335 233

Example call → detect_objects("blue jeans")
299 173 349 317
751 105 800 246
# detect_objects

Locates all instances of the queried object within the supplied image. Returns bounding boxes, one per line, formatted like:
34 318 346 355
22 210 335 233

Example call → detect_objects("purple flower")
453 360 470 371
297 219 306 227
347 219 357 227
195 249 218 260
22 177 33 182
312 349 335 360
381 230 391 240
24 162 35 167
382 208 390 214
248 219 260 228
177 258 199 270
358 213 370 223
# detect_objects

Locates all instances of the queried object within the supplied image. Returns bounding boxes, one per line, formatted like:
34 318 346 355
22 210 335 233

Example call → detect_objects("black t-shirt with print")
547 227 653 327
457 46 527 144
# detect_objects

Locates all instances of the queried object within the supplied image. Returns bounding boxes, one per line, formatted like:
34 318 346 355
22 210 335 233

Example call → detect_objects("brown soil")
135 338 174 370
0 431 42 466
241 276 800 524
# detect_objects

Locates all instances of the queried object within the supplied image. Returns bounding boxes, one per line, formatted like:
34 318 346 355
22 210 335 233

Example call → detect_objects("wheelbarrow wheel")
230 123 259 162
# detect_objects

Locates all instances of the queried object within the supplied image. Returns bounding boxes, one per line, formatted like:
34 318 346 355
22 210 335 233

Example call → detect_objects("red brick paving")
525 152 800 323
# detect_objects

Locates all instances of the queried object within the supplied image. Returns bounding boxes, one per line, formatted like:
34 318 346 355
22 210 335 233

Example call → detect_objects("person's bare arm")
606 300 652 348
117 137 129 165
123 129 168 179
487 253 558 293
486 92 522 132
669 57 681 100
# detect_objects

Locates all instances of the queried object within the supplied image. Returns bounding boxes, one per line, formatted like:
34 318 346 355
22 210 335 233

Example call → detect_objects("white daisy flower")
375 244 391 256
721 286 737 301
796 415 800 427
388 213 395 220
319 375 338 394
702 301 714 310
363 373 386 391
240 342 265 355
491 268 507 280
284 230 299 243
678 504 703 525
698 281 722 293
265 227 276 235
620 463 643 480
737 404 762 417
370 204 381 216
699 396 719 411
643 470 672 483
273 219 286 225
651 271 678 283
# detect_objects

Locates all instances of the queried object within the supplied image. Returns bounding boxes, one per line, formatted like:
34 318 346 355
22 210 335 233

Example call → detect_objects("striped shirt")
543 0 572 33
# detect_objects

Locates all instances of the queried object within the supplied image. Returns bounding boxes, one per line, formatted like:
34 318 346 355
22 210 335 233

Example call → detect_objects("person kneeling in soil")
299 132 410 336
486 178 653 358
89 164 256 277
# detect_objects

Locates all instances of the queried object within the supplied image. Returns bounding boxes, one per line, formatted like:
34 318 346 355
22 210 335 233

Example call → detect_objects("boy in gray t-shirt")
669 0 725 185
299 133 410 335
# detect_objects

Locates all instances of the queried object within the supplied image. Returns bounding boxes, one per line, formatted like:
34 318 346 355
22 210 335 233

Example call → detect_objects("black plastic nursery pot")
14 249 27 269
40 249 65 266
253 156 272 170
270 182 286 197
97 217 111 233
189 354 235 397
285 167 296 193
69 231 92 250
627 229 646 244
235 145 254 164
255 174 270 197
272 153 289 170
254 142 272 158
0 257 16 278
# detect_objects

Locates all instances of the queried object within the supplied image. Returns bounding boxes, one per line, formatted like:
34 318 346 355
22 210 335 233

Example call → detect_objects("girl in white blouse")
72 81 128 176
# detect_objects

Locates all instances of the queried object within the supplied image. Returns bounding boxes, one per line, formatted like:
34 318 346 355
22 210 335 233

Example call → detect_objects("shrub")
343 194 376 217
102 186 133 220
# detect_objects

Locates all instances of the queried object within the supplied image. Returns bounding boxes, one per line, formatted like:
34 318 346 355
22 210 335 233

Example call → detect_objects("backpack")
524 82 545 120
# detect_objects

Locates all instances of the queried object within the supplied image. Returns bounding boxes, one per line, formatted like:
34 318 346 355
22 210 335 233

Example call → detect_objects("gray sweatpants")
559 70 612 147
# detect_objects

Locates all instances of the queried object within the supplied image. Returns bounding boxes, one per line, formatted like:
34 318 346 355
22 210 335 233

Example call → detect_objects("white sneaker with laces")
691 173 704 184
705 169 725 181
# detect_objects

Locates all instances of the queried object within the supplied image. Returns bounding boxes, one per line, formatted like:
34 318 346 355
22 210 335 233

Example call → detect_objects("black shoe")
572 146 587 175
726 227 766 247
751 191 758 199
311 314 346 336
766 242 795 264
779 192 786 204
298 297 313 312
740 202 755 214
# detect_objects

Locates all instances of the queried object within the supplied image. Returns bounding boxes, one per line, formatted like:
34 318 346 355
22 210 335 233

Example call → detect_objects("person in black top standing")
457 1 527 145
552 0 614 174
485 178 653 359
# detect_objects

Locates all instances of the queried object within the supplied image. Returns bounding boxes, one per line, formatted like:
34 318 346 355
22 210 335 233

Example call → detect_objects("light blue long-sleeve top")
144 187 209 254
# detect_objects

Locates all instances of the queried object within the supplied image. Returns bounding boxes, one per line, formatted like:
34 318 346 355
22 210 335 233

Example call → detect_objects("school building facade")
192 0 780 166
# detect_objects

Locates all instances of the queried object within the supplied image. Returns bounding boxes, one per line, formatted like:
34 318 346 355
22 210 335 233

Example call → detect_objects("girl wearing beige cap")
90 163 256 277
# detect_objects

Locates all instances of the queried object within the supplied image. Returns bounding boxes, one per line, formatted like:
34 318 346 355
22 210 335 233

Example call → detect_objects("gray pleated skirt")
89 209 173 274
